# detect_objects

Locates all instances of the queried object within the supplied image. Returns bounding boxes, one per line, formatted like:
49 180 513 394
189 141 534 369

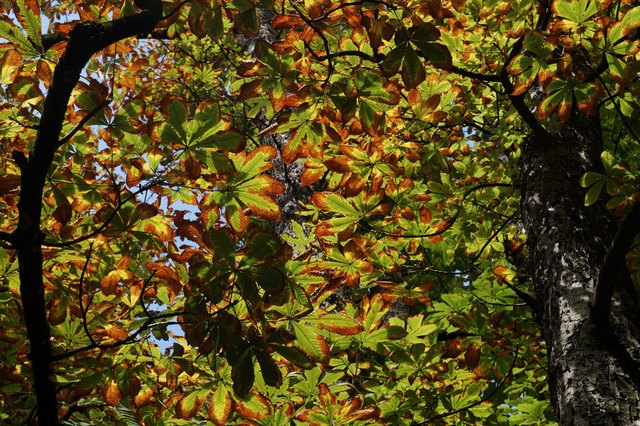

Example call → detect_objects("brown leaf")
47 298 67 326
465 344 481 368
103 381 122 406
105 324 129 341
35 60 53 86
100 271 120 295
134 387 154 406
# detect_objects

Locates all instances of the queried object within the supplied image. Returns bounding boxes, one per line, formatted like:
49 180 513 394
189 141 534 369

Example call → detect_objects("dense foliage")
0 0 639 424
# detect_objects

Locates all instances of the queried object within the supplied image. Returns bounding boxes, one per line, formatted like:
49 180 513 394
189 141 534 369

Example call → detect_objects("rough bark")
14 9 163 425
521 113 640 425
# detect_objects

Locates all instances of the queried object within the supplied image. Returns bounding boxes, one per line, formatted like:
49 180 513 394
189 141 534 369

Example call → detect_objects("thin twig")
57 101 110 147
78 243 96 346
290 0 334 86
43 178 162 247
310 0 396 22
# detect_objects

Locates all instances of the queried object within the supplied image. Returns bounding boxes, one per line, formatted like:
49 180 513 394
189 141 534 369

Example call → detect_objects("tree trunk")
521 113 640 424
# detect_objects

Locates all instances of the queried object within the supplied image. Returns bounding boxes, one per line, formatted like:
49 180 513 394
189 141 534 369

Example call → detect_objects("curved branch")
57 100 110 147
290 0 334 86
316 50 376 62
78 243 96 346
310 0 396 22
43 178 162 247
592 197 640 325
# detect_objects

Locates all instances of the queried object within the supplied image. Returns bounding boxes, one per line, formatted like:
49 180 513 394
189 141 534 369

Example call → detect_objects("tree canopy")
1 0 640 424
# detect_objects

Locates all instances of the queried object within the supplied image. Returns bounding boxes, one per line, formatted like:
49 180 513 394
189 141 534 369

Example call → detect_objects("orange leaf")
100 271 120 295
103 381 122 406
105 324 129 341
492 265 516 284
134 387 154 406
35 60 53 86
300 166 325 186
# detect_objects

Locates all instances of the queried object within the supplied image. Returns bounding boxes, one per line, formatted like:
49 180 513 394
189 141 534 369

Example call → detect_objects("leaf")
386 325 408 340
231 346 255 396
584 179 605 206
15 0 41 47
307 312 364 335
105 324 129 341
414 41 452 70
47 298 67 326
254 348 283 387
176 391 202 419
291 322 331 365
381 45 406 75
553 0 598 24
235 392 271 419
0 50 22 85
271 344 315 369
492 265 516 284
208 386 233 426
311 192 359 217
401 47 425 89
103 381 122 406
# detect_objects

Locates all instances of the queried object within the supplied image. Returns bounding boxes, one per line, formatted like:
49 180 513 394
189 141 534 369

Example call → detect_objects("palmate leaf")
224 146 284 229
552 0 597 24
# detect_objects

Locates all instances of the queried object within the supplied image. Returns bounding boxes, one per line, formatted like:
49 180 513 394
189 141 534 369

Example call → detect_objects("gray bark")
521 113 640 424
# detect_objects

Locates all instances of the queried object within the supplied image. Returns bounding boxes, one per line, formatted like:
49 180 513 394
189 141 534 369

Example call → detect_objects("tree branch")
57 100 110 148
15 7 165 424
78 244 96 346
43 178 162 247
592 197 640 325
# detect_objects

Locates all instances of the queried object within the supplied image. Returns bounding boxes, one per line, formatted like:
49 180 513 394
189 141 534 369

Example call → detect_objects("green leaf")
554 0 597 24
16 0 41 48
584 179 605 206
311 192 359 217
306 312 364 335
414 41 452 70
401 47 425 89
381 45 406 75
231 346 254 396
271 344 315 369
291 322 330 364
254 348 282 388
167 100 188 139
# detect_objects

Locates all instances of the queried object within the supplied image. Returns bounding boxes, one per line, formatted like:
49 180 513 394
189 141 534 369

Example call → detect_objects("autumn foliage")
1 0 640 424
